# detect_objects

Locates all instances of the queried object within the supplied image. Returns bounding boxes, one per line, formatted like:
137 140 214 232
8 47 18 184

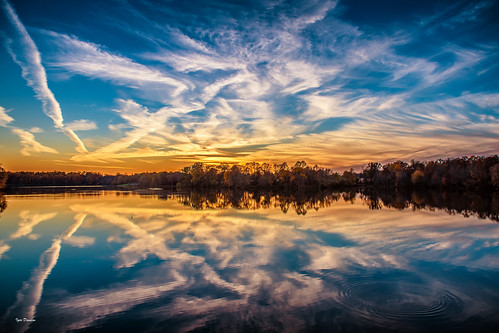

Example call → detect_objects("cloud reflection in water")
0 190 498 332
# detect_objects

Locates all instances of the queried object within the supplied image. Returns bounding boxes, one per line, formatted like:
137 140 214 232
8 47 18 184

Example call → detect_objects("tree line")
0 166 7 212
4 171 184 188
361 155 499 189
176 161 356 189
2 161 356 189
1 155 498 190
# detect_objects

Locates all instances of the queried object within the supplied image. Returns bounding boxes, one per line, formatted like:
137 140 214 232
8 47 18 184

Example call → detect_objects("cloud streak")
66 119 97 131
10 191 490 331
1 0 87 153
11 128 58 156
1 213 87 333
45 31 189 98
1 0 498 170
0 105 58 156
0 106 14 127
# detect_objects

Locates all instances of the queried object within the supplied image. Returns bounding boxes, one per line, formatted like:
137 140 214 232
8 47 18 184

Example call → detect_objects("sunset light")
1 0 498 173
1 2 499 331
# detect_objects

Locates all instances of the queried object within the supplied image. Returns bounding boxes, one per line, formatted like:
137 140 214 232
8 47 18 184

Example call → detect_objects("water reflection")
0 193 6 214
3 188 498 222
174 189 344 215
157 188 499 222
361 189 499 222
1 214 87 333
0 190 498 332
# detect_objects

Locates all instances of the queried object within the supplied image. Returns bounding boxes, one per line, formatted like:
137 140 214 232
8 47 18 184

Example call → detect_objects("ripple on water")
335 275 467 330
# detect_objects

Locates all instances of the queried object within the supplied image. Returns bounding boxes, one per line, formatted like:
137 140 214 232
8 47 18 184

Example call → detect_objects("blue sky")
0 0 498 172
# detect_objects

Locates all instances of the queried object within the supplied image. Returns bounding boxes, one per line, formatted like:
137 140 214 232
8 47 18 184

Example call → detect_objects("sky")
0 0 498 173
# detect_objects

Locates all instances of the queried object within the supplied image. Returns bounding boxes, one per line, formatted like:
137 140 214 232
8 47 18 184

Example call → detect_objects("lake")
0 189 498 332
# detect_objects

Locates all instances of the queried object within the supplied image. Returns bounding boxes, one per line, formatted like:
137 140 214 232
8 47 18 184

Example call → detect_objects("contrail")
1 0 88 153
0 214 87 333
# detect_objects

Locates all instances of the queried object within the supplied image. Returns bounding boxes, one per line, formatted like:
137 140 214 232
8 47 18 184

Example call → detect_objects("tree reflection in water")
1 188 497 222
0 187 498 331
0 193 6 214
152 188 499 222
360 189 499 222
171 189 343 215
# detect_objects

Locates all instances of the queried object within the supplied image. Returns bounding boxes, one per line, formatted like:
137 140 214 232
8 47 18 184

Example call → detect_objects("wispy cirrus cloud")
66 119 97 131
1 105 58 156
1 214 86 333
71 99 172 162
0 106 14 127
2 0 498 170
32 193 496 331
11 128 58 156
1 0 87 154
59 1 344 163
44 31 189 98
419 0 495 30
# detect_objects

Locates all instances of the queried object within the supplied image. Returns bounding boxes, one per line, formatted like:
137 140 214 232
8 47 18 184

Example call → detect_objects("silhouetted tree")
0 165 6 214
0 165 6 189
491 164 499 188
362 162 381 185
341 169 357 186
361 155 498 190
3 155 498 190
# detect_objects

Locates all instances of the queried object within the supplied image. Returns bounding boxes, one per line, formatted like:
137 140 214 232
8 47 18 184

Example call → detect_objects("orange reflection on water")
0 190 498 332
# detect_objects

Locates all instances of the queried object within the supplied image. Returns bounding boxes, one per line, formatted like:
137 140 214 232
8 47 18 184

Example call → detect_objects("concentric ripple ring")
335 275 467 330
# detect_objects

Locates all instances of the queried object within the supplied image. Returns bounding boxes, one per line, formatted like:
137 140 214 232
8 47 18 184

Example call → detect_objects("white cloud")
72 99 173 162
146 50 243 73
2 0 87 153
5 0 494 166
66 119 97 131
64 235 95 248
420 0 495 30
48 277 187 331
279 0 337 31
11 211 58 239
2 214 86 333
11 128 58 156
29 127 43 133
108 123 130 131
1 107 66 159
36 193 497 331
3 239 62 333
462 92 499 110
0 242 11 259
0 106 14 127
45 31 189 97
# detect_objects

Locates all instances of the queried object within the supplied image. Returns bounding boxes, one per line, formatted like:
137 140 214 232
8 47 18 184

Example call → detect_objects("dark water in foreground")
0 189 498 332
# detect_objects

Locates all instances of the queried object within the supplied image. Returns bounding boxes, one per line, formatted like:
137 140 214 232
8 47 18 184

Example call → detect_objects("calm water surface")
0 190 498 332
